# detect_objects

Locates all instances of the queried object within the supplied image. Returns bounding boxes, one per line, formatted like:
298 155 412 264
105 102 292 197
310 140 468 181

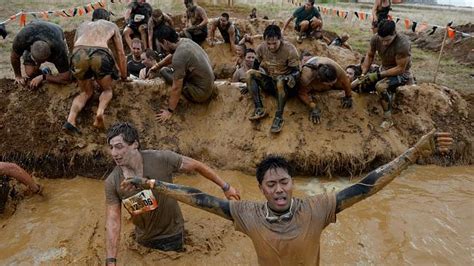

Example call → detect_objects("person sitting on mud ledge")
105 122 240 264
64 9 128 134
355 19 414 129
232 48 257 83
298 56 353 124
0 162 43 215
10 21 71 89
246 24 300 133
147 9 174 51
282 0 323 43
123 130 453 265
180 0 209 46
209 12 241 54
147 25 215 123
123 0 153 50
126 38 146 78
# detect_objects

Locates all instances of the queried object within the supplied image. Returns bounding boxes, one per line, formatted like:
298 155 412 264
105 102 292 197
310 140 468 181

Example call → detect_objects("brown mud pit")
407 23 474 67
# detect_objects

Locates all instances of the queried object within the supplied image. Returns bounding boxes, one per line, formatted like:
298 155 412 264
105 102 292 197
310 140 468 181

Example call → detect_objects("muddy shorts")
185 26 208 45
70 46 118 80
139 231 184 252
376 73 412 93
250 71 297 97
160 67 214 103
126 21 148 35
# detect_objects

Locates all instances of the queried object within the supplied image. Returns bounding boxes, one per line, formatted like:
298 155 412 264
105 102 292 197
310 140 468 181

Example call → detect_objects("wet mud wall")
0 78 472 178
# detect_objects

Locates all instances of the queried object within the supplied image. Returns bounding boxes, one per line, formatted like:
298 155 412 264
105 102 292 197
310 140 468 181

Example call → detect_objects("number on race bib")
123 189 158 216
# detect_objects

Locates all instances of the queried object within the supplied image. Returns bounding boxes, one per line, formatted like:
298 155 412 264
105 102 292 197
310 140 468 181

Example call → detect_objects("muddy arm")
335 130 452 213
105 203 121 264
0 162 40 192
122 178 233 220
10 50 22 78
228 24 237 53
380 55 409 78
282 16 295 33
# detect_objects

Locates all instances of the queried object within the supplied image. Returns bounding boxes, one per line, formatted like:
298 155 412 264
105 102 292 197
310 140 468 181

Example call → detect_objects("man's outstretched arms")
121 177 233 221
335 130 453 213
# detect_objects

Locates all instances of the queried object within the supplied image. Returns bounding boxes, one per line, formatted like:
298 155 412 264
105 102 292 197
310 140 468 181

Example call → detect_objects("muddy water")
0 165 472 265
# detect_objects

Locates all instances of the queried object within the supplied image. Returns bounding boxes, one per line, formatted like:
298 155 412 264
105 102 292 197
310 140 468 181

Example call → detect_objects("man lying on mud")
148 25 215 123
10 21 71 89
298 56 353 124
247 24 300 133
104 122 240 265
0 162 42 215
283 0 323 43
63 9 128 134
355 19 414 129
123 130 453 265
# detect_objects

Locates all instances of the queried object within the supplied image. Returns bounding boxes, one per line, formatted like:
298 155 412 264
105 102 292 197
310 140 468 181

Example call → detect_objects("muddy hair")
31 41 51 62
92 8 110 21
317 64 337 83
221 12 230 20
346 64 362 78
377 19 396 37
245 48 256 55
256 155 293 184
155 25 179 43
263 25 282 40
107 122 140 149
144 48 160 61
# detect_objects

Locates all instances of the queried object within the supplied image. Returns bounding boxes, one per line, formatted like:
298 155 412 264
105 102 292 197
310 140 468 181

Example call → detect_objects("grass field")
0 0 472 94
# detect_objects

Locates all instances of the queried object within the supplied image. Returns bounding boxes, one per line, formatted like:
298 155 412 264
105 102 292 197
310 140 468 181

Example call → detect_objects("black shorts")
139 231 184 252
70 46 118 80
126 21 148 35
186 26 208 45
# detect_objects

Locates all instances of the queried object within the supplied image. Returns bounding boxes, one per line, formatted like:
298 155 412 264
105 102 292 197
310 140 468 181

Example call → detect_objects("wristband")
222 182 230 192
167 108 174 113
105 258 116 264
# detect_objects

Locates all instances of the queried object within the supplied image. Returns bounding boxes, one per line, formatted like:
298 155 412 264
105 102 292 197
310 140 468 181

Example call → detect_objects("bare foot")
93 114 105 129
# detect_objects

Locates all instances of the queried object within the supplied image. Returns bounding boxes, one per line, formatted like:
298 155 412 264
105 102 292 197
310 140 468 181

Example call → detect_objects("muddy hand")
156 109 172 122
29 75 43 89
435 132 453 154
121 176 150 191
309 108 321 124
224 185 241 200
341 96 352 108
14 76 27 86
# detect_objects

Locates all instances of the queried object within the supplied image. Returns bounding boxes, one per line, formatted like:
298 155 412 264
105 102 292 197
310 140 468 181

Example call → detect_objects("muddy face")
219 17 229 28
244 51 256 68
259 168 293 212
131 42 142 59
380 34 396 47
265 37 281 53
108 135 139 167
346 67 356 81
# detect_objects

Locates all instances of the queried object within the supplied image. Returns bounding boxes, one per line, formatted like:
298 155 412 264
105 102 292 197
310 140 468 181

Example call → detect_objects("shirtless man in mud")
147 25 215 123
123 130 453 265
298 56 352 124
105 122 240 265
0 162 42 214
10 21 71 89
282 0 323 43
246 24 300 133
123 0 153 50
209 12 241 53
355 19 413 129
181 0 209 45
64 9 128 134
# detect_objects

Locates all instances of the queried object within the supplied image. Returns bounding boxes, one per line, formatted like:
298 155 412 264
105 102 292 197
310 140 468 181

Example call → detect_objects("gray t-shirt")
230 193 337 265
369 33 412 73
172 38 215 102
105 150 184 243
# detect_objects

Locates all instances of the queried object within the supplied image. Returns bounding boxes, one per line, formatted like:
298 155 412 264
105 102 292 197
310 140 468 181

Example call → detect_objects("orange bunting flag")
78 7 84 16
447 27 455 39
10 14 17 21
42 11 48 20
93 2 101 9
404 18 410 29
19 12 26 26
388 14 393 20
417 22 428 32
86 4 93 12
360 12 365 20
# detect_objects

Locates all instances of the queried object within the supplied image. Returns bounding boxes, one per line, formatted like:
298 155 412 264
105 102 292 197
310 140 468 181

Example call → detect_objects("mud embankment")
0 77 472 178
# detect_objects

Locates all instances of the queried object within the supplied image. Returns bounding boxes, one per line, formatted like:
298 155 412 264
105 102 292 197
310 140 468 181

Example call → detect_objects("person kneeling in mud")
298 56 352 124
0 162 42 214
123 130 453 265
181 0 209 45
355 19 414 129
105 122 240 265
247 25 300 133
209 12 241 54
282 0 323 43
64 9 128 134
147 25 215 123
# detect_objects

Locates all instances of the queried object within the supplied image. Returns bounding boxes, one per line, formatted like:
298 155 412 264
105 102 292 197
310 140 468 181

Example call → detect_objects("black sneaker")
249 108 267 121
270 117 284 133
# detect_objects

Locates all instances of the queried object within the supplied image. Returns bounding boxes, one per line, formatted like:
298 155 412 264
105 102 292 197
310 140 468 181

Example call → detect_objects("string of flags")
0 0 111 27
287 0 471 39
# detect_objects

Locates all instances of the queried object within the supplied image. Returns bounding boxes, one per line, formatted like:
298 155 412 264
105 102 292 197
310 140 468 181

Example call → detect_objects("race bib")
134 14 145 23
123 189 158 216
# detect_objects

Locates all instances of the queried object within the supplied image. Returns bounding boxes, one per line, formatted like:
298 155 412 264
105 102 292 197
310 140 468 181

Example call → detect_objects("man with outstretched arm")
298 56 352 124
10 21 71 89
123 130 453 265
105 122 240 266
